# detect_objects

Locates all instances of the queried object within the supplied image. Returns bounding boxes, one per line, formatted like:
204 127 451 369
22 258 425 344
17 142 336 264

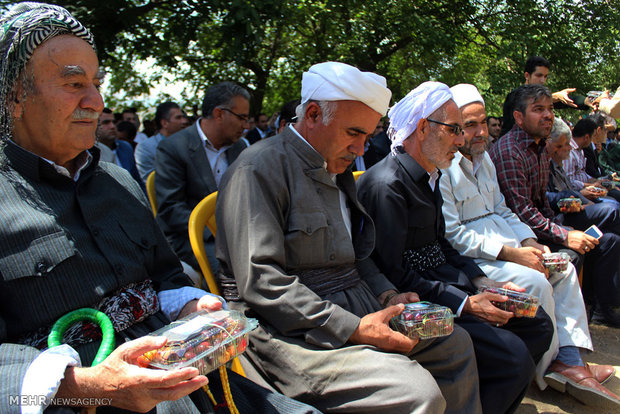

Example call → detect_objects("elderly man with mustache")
440 84 619 409
357 81 554 414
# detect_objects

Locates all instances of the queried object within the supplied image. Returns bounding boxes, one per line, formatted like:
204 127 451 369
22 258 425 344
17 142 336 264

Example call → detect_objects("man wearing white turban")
440 84 619 409
216 62 482 413
358 81 555 413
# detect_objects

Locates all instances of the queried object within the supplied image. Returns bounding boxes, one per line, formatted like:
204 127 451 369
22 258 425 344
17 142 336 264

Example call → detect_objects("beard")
422 138 455 169
460 137 488 157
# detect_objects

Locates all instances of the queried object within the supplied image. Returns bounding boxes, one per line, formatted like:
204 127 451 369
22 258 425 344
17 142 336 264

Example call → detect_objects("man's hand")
521 237 551 253
563 230 599 254
497 245 545 273
56 336 209 412
177 295 224 320
379 290 420 307
348 305 418 353
463 292 514 325
552 88 577 107
581 187 603 201
587 90 610 110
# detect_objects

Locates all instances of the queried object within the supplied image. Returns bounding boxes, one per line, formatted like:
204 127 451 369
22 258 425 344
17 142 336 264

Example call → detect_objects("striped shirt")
562 137 592 189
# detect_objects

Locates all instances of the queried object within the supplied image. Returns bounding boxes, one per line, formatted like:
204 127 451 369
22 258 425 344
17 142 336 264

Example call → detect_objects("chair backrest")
353 170 364 181
188 191 246 377
146 171 157 216
188 191 220 295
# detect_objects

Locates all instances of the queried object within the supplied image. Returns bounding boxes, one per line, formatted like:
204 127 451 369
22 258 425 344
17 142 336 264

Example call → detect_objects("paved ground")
517 323 620 413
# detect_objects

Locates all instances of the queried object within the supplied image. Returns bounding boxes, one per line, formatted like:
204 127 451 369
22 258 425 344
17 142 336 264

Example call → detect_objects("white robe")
440 151 592 390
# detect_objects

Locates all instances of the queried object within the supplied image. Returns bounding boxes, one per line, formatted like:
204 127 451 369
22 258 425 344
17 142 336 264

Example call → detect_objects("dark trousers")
559 203 620 307
457 307 553 414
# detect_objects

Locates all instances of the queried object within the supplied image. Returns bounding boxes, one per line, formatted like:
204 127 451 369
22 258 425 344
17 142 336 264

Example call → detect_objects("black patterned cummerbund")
403 240 446 274
20 279 159 349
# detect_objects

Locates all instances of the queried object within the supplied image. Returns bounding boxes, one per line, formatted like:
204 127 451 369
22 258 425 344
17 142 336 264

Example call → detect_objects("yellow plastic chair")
188 191 246 377
353 170 364 181
146 171 157 216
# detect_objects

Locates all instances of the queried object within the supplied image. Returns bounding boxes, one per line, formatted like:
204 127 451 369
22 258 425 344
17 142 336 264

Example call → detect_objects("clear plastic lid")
557 198 581 213
390 302 454 339
478 286 539 318
542 252 570 273
140 310 258 374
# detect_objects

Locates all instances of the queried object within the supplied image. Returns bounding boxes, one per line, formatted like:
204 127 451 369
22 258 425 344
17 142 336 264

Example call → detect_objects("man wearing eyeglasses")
357 81 554 414
155 81 250 274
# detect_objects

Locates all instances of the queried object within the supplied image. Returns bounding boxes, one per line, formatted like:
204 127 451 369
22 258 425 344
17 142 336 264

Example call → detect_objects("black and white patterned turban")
0 2 95 138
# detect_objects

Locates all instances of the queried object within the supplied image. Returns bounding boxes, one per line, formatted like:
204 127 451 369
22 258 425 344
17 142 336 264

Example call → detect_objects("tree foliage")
3 0 618 118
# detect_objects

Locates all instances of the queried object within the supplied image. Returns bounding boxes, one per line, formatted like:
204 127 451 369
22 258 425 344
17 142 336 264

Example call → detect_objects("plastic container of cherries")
478 286 539 318
138 310 258 374
542 252 571 274
391 302 454 339
586 186 606 196
557 197 581 213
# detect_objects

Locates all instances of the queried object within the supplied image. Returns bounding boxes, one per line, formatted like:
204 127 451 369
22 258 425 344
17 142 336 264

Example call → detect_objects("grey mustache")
72 109 99 120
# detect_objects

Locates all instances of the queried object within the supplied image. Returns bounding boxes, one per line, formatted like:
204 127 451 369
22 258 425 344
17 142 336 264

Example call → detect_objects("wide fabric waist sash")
296 264 361 297
219 264 361 301
20 279 159 350
403 240 446 274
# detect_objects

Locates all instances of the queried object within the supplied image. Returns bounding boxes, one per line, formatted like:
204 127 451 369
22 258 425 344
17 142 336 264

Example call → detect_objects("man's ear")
10 83 25 120
305 102 322 127
524 72 530 84
417 118 429 141
513 110 524 128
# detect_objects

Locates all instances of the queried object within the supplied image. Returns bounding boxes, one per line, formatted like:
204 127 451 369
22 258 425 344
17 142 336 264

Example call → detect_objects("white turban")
450 84 485 109
301 62 392 116
387 81 452 152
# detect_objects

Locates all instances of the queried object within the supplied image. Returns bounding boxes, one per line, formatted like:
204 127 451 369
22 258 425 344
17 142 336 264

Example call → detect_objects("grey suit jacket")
155 123 248 268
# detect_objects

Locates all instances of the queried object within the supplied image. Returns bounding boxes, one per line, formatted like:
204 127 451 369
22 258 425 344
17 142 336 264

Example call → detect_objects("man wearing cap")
0 3 322 413
357 81 554 414
216 62 482 413
440 84 619 408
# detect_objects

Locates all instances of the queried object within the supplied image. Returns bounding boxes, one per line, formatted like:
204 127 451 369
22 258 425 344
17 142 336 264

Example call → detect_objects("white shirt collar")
196 118 231 152
428 168 440 191
42 150 93 181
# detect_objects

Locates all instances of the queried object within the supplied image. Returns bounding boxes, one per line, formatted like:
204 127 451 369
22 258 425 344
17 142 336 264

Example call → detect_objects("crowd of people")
2 2 620 413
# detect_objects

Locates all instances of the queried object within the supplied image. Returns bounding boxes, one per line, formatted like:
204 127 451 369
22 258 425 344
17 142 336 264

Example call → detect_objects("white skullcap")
450 84 485 109
301 62 392 116
387 81 452 152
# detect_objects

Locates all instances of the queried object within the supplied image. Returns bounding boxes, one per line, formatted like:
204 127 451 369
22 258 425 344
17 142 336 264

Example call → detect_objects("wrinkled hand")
521 237 551 254
581 187 601 201
57 336 208 412
386 292 420 306
348 305 418 353
464 292 514 325
498 281 526 292
498 245 545 273
552 88 577 107
563 230 599 254
177 295 224 320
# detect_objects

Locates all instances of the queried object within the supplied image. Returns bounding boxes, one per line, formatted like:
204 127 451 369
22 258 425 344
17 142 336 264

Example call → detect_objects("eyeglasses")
427 118 464 136
220 107 249 122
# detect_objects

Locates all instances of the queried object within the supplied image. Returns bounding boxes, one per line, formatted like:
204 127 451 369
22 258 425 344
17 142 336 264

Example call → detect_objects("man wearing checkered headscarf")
0 2 95 140
0 4 323 414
